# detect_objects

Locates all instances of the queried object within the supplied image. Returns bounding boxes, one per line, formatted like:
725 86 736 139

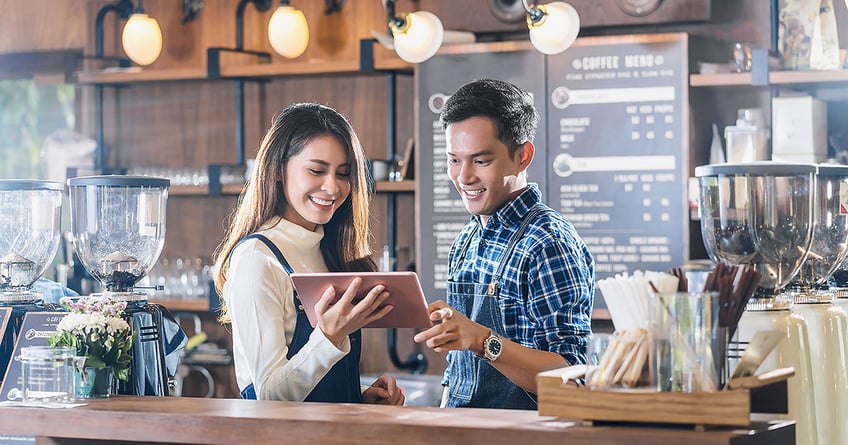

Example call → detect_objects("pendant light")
267 1 309 59
524 1 580 55
121 1 163 66
386 0 444 64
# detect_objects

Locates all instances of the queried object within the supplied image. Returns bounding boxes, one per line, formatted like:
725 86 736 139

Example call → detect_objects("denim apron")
238 234 362 403
444 206 544 410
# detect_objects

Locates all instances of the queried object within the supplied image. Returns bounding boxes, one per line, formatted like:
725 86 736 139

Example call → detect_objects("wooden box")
537 368 788 427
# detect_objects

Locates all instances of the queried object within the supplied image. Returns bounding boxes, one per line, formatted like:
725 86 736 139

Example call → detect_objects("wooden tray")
536 367 789 428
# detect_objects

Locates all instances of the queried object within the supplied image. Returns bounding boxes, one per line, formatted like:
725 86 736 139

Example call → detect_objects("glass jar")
20 345 77 404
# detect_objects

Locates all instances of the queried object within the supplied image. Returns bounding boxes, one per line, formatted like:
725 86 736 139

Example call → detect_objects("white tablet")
290 271 432 329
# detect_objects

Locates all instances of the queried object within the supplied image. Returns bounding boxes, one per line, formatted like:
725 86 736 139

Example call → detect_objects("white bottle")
810 0 841 70
734 300 817 445
709 124 726 164
791 295 848 445
379 244 395 272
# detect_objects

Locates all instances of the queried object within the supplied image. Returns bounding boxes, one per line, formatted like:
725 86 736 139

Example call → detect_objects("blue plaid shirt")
448 184 594 366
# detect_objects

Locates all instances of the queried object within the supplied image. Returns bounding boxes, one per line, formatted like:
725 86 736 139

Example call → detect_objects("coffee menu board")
545 34 689 283
416 46 547 302
0 312 65 401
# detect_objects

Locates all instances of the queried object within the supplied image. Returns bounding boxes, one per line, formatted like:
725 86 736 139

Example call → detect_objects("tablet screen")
290 272 432 329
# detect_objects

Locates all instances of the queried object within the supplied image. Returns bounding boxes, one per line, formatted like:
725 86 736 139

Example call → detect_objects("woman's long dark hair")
213 103 375 323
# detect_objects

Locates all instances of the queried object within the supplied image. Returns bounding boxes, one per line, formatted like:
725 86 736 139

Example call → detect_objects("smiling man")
414 79 595 410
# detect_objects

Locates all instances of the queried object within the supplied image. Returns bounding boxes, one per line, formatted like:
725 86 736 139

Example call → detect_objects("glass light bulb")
528 2 580 55
391 11 444 64
122 13 163 66
268 6 309 59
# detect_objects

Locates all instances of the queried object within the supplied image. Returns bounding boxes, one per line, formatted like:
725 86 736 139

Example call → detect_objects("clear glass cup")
648 291 721 392
20 346 77 404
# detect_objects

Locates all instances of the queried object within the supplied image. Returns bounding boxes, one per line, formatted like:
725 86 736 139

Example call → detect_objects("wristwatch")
481 331 503 362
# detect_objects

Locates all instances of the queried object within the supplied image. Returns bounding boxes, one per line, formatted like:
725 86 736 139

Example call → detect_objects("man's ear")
516 142 535 172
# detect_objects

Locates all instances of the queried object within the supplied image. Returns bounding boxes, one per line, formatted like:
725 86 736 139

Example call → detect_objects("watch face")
487 337 502 356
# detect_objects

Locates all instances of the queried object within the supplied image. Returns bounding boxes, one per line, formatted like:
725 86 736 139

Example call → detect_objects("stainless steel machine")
0 180 64 383
696 162 818 445
67 175 186 396
696 162 848 445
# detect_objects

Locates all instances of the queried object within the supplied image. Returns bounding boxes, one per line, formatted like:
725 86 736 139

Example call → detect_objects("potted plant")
47 296 133 398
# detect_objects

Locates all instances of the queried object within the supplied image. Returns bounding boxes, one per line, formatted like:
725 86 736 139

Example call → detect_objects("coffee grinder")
696 162 818 445
784 164 848 445
67 175 186 396
0 180 64 384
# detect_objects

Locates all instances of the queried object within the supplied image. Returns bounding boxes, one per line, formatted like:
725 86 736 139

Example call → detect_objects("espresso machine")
784 164 848 445
0 180 64 383
67 175 186 396
696 162 818 445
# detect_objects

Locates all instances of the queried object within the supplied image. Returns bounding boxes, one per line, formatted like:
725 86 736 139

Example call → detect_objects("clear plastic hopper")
0 180 64 300
66 175 185 397
67 175 169 296
695 162 816 296
0 179 64 383
697 163 821 443
789 164 848 295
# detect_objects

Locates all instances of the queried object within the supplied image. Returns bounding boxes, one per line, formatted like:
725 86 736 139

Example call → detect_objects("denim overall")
444 206 544 410
238 234 362 403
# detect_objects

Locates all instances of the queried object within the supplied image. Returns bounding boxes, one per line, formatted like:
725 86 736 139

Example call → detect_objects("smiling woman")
211 103 405 406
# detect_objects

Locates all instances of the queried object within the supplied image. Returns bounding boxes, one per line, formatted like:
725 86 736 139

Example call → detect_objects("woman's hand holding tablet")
313 277 393 345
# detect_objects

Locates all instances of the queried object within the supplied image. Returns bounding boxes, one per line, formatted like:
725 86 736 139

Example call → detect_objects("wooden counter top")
0 396 793 445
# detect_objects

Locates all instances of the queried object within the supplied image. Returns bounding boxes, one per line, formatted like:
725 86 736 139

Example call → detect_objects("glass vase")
75 366 114 399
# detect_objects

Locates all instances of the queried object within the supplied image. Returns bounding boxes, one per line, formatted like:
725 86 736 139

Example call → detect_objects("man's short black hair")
439 78 539 156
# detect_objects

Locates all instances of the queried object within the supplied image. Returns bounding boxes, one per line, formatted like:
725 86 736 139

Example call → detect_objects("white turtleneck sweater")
224 217 350 401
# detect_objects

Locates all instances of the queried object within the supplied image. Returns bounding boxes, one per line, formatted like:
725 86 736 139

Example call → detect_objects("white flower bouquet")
47 296 134 381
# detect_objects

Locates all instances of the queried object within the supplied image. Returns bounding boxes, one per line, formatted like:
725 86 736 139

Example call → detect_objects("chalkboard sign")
415 35 690 313
416 44 547 302
545 34 689 288
0 312 65 401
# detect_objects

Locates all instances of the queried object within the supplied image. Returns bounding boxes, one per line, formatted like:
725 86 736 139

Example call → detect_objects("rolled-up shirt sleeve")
526 235 594 367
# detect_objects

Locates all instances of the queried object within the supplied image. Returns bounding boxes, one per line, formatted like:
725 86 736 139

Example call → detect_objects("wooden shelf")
150 298 209 312
375 180 414 193
220 183 245 195
75 67 208 84
690 69 848 88
169 181 411 196
74 54 409 85
169 185 210 196
362 39 414 72
217 59 362 78
165 180 411 203
169 184 244 196
689 72 754 87
591 308 611 320
769 69 848 85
